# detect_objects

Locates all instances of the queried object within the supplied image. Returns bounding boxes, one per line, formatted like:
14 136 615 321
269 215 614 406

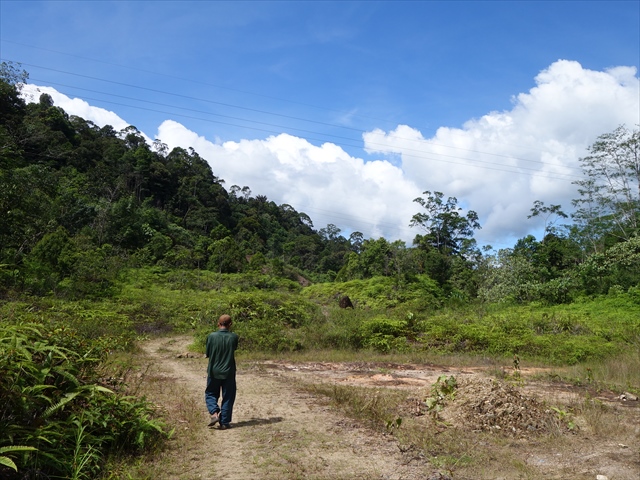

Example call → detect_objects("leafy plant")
0 446 37 472
0 323 169 478
550 406 577 430
423 375 458 419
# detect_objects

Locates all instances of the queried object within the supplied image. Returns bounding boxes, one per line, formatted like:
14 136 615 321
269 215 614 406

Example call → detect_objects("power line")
24 74 584 182
14 59 585 176
3 39 600 163
1 39 398 126
3 58 588 244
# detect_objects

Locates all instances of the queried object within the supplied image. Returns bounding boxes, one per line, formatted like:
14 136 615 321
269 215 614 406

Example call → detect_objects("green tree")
578 235 640 294
337 237 393 280
410 191 481 290
479 248 540 304
527 200 568 239
349 231 364 253
208 236 244 273
410 191 481 255
0 61 28 87
572 126 640 249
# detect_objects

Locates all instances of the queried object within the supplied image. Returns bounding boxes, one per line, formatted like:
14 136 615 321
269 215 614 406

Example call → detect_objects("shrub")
358 317 409 353
0 323 169 479
192 291 319 352
303 275 443 310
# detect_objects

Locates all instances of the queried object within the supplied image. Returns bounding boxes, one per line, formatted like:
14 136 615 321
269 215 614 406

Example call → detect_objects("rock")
596 475 608 480
619 391 639 401
339 295 354 309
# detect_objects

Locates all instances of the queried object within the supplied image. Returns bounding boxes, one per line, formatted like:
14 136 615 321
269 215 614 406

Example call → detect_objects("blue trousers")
205 375 236 425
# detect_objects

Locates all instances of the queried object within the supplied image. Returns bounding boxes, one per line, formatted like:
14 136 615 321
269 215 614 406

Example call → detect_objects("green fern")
44 385 114 419
0 445 37 471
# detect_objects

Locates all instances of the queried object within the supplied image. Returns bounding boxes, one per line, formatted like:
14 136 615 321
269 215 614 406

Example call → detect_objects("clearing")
127 334 640 480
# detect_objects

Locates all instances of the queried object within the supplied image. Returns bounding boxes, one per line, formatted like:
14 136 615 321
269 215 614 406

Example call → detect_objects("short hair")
218 314 232 327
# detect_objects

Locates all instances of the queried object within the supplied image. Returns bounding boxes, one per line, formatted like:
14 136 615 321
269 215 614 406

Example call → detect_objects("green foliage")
0 75 364 296
303 275 443 310
410 191 481 255
423 375 458 419
479 239 582 306
300 306 369 351
577 235 640 294
358 316 409 353
415 297 639 364
220 291 317 352
0 323 169 479
0 446 37 472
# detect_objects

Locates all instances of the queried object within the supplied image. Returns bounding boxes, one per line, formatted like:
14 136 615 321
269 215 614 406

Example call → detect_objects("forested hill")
3 67 640 304
1 75 362 296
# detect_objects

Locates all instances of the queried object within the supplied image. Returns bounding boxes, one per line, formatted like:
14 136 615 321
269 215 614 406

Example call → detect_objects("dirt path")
138 335 430 480
136 334 640 480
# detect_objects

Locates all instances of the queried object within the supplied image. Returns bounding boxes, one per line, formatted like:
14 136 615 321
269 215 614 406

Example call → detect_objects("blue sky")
1 1 639 248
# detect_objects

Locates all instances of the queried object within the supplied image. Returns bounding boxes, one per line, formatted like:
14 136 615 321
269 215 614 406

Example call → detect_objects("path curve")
139 335 429 480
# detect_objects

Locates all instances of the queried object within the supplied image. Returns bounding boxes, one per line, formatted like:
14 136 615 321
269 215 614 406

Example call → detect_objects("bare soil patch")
130 335 640 480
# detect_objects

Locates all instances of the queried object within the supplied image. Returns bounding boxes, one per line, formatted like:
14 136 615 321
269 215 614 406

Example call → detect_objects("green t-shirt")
205 329 239 379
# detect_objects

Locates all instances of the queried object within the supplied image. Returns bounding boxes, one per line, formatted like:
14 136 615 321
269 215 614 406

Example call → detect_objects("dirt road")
138 335 431 480
135 334 639 480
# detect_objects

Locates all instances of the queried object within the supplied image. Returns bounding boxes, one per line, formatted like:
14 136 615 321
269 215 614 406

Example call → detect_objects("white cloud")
19 60 639 247
363 60 640 247
20 84 152 144
157 120 421 240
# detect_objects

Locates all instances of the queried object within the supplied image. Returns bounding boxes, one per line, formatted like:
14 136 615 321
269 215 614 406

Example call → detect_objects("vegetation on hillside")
1 61 639 477
2 62 639 303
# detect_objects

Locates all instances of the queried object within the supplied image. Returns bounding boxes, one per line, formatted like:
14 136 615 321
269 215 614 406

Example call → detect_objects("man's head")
218 314 232 329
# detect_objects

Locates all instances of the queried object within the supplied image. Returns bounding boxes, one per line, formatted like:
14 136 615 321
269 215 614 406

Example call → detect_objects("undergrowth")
1 268 638 477
0 323 171 478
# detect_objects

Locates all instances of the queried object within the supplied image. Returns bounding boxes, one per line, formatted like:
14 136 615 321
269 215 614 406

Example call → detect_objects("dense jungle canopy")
1 64 639 304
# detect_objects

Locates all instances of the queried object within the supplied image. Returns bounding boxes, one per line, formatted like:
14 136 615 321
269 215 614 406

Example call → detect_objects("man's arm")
205 334 211 358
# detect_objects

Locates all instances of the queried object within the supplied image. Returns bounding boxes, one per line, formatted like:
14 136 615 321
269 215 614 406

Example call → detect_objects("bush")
358 317 409 353
303 275 443 310
0 323 169 479
191 291 319 352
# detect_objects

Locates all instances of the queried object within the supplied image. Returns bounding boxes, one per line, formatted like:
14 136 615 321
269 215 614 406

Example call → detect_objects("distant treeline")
1 64 639 303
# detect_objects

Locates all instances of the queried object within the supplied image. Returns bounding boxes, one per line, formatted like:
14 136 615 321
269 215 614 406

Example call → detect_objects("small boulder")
619 392 639 401
339 295 354 309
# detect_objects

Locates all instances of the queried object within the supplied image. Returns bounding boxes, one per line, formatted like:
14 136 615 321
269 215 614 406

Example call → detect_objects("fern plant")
0 446 37 472
0 322 169 478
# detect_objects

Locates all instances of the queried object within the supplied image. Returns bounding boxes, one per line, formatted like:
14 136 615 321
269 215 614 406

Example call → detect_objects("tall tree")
410 191 481 255
527 200 568 240
572 125 640 249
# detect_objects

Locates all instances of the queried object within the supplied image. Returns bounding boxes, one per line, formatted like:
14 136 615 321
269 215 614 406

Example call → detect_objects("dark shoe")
219 424 231 430
208 413 220 427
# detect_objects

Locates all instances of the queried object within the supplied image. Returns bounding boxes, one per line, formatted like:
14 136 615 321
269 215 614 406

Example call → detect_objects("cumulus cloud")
156 120 421 240
363 60 640 246
20 60 639 247
20 84 152 144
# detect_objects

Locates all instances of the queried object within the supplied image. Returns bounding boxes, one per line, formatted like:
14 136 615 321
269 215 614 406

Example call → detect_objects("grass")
299 365 639 479
3 268 639 478
530 346 640 396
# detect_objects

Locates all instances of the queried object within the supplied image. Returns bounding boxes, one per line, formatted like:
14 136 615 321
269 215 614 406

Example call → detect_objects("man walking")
205 314 239 430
